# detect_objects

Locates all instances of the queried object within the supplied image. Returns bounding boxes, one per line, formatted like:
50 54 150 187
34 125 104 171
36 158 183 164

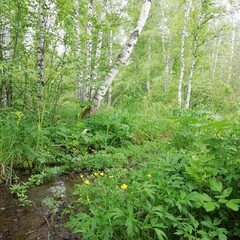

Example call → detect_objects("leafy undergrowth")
65 110 240 240
1 108 240 239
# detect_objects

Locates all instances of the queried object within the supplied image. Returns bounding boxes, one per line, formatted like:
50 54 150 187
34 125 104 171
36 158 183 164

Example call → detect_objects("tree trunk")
92 0 107 99
90 0 152 115
86 0 93 100
227 12 236 84
108 29 113 108
1 16 11 107
211 34 222 79
185 11 204 109
74 0 84 101
178 0 192 107
164 35 172 92
146 37 151 98
37 0 45 101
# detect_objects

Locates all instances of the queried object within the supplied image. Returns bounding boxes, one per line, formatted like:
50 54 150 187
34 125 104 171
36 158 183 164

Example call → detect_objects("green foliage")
10 173 45 206
65 111 240 239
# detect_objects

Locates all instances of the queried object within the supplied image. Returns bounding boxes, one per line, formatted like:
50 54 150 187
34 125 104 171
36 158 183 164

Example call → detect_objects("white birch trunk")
178 0 192 107
37 0 45 101
185 12 203 110
211 34 222 79
92 0 107 99
1 18 11 107
147 37 151 97
160 12 167 92
108 29 113 108
227 12 236 84
90 0 152 115
74 0 84 100
86 0 93 99
164 35 172 91
2 23 11 61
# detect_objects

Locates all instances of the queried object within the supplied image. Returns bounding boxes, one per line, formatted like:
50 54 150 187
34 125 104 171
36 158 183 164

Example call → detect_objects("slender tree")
92 0 107 99
227 11 236 84
37 0 45 101
86 0 93 100
74 0 84 100
178 0 192 107
90 0 152 115
108 29 113 108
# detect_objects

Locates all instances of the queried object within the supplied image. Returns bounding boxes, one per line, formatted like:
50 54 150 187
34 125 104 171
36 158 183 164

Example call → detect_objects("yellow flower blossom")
109 176 114 179
84 180 90 185
93 172 99 177
121 183 128 190
147 174 152 178
100 172 104 176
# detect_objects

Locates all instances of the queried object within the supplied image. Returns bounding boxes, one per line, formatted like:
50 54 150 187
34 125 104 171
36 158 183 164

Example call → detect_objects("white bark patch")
86 0 94 99
37 0 46 100
91 0 108 99
90 0 152 115
178 0 192 107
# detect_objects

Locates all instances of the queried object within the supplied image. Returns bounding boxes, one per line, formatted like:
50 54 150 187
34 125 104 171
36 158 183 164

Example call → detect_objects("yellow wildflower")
121 183 128 190
99 172 104 176
109 176 114 179
84 180 90 185
93 172 99 177
147 174 152 178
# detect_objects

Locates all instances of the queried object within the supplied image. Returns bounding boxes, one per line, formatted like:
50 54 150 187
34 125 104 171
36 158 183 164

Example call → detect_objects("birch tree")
1 18 11 107
227 11 236 84
86 0 93 100
178 0 192 107
185 0 208 110
211 32 222 79
74 0 84 100
37 0 45 101
146 37 151 97
108 29 113 108
92 0 107 99
90 0 152 115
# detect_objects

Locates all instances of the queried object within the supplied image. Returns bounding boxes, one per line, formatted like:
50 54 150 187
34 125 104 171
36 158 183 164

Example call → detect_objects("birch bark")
227 12 236 84
160 14 166 86
185 11 204 109
37 0 45 101
108 29 113 108
90 0 152 115
86 0 93 100
1 18 11 107
178 0 192 107
211 34 222 79
164 35 172 92
1 17 11 107
146 37 151 97
92 0 107 99
74 0 84 100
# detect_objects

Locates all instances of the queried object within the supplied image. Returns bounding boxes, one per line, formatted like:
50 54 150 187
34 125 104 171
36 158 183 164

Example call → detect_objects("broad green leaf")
218 199 228 204
203 202 216 212
215 187 233 199
209 178 222 192
226 200 239 211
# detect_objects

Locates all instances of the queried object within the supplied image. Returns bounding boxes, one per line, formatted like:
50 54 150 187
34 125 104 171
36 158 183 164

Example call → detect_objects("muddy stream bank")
0 175 82 240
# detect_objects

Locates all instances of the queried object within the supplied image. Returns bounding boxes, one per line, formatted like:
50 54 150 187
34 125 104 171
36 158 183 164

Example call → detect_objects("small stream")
0 175 81 240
